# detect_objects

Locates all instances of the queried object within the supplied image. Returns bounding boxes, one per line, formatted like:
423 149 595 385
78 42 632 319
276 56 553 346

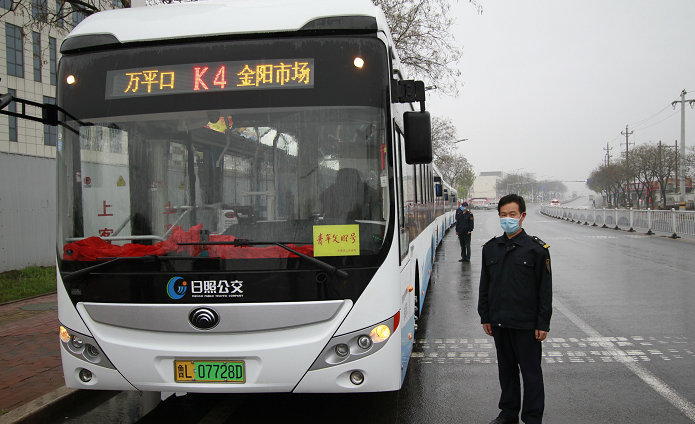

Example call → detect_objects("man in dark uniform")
455 201 474 262
478 194 552 424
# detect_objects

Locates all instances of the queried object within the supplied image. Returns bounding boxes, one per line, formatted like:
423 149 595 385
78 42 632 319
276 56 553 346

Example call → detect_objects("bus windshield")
56 37 391 270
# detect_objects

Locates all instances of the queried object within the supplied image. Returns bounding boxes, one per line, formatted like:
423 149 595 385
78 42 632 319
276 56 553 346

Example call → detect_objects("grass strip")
0 266 56 303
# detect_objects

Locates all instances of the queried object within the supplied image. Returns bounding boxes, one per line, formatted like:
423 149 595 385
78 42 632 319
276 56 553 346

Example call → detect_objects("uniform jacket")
478 229 552 332
455 208 474 233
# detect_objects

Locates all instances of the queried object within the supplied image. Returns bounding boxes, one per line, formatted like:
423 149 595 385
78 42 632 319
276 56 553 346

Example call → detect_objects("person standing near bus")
478 194 552 424
455 201 474 262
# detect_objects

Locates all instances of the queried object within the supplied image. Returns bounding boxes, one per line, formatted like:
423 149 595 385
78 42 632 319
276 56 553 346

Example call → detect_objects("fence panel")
675 211 695 236
632 210 649 232
0 153 56 272
650 210 672 234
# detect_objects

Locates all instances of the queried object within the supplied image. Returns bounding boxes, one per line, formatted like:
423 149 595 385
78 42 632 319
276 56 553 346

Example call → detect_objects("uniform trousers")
491 327 544 424
458 232 471 260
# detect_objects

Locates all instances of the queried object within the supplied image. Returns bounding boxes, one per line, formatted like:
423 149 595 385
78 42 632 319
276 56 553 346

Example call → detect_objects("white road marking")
555 299 695 422
413 335 692 365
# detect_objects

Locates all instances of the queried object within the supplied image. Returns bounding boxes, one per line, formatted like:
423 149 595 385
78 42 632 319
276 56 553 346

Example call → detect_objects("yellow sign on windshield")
313 225 360 257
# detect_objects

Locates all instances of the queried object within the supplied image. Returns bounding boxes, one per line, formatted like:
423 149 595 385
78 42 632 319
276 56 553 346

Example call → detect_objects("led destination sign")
105 59 314 99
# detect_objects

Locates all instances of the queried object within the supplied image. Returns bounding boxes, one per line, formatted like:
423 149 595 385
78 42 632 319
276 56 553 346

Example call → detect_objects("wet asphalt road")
51 198 695 423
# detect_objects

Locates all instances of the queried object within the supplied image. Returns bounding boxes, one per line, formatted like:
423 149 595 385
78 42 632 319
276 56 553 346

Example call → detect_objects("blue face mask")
500 217 520 235
460 206 466 211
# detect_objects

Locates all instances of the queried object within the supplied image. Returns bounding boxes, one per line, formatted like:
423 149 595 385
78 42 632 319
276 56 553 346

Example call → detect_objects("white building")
0 2 119 271
468 171 503 200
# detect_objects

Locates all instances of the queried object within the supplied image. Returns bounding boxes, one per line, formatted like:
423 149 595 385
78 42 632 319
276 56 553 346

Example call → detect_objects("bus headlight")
59 324 116 370
369 325 390 343
60 326 71 343
71 336 84 349
334 343 349 358
309 311 399 371
85 344 100 358
357 335 372 350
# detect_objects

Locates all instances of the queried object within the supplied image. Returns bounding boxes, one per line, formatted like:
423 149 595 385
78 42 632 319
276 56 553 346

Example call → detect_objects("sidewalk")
0 294 63 416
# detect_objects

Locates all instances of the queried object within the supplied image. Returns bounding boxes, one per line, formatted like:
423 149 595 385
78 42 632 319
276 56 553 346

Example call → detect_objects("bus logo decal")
189 307 220 330
190 280 244 298
167 277 188 300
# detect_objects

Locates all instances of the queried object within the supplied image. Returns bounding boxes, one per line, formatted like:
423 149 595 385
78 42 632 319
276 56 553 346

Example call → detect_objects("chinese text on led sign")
106 59 314 99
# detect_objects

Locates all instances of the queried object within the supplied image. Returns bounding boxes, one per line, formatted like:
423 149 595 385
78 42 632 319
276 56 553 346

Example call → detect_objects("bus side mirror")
403 110 432 164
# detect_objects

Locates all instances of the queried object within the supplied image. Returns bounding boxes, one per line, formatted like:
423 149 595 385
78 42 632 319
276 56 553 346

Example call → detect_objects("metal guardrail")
540 205 695 239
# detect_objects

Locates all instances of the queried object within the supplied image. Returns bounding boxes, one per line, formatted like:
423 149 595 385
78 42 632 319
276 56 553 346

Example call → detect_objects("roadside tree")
431 116 475 197
648 142 678 209
586 163 626 207
630 144 656 209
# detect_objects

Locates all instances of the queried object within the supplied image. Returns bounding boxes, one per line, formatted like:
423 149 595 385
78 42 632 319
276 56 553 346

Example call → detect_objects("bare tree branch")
430 115 475 195
374 0 482 97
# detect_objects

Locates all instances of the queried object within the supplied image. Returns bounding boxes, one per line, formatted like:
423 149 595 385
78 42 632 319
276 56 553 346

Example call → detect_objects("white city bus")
53 0 458 395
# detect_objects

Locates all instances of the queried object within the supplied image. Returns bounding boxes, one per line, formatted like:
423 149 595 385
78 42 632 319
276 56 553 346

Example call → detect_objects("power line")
629 104 672 127
632 109 680 132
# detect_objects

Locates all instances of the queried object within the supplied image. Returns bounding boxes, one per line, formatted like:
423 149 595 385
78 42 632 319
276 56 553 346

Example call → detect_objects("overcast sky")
426 0 695 195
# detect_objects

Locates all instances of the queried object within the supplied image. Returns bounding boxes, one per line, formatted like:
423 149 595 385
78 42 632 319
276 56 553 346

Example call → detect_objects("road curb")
0 386 99 424
0 292 57 308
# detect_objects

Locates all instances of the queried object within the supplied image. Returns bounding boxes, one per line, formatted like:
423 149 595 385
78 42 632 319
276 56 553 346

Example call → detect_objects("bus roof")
65 0 389 47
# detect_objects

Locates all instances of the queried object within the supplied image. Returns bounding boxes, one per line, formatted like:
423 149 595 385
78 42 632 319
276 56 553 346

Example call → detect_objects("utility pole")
621 125 634 207
603 142 613 167
671 90 695 207
675 140 678 195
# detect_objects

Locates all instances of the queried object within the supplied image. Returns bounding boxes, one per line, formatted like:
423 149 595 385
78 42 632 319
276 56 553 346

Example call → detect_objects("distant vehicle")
549 199 561 206
469 197 493 210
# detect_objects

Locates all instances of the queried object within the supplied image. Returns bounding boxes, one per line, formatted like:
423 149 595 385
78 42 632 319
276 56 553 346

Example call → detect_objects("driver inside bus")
320 167 368 222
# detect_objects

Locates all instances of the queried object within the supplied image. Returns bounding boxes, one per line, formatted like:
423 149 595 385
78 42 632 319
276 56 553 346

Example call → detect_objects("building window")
72 9 86 26
31 0 47 22
43 96 57 146
33 32 41 82
8 89 17 142
49 37 56 85
112 0 122 8
5 24 23 78
0 0 12 10
56 0 64 27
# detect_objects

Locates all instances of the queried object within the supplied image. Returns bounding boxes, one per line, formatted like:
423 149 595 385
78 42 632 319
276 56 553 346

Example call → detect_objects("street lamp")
453 139 468 143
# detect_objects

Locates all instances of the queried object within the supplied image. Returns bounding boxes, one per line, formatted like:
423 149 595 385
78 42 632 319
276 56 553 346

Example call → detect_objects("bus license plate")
174 360 245 383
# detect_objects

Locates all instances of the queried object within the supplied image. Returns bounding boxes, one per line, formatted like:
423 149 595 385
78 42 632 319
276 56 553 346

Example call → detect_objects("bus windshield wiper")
178 240 349 280
61 255 194 284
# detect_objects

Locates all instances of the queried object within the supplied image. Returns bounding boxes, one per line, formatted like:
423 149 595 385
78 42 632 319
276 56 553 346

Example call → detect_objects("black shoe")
488 418 519 424
464 258 470 262
458 258 465 262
